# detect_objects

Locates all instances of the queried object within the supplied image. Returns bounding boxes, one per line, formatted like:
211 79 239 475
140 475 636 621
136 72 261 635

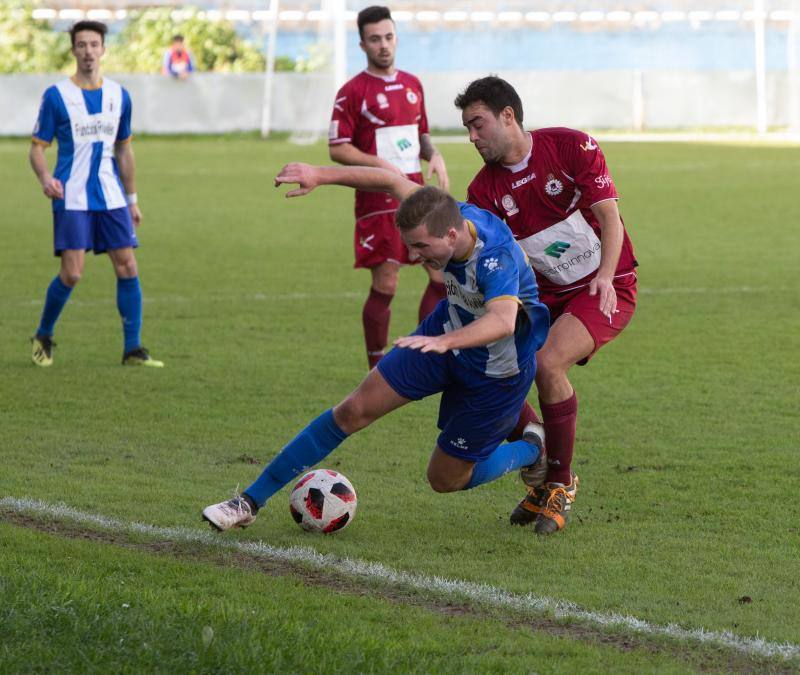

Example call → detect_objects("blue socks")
464 439 540 490
117 276 142 353
37 275 73 337
245 409 349 507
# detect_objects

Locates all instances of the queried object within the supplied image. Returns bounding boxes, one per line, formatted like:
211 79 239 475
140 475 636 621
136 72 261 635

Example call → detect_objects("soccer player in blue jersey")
29 21 162 367
202 163 550 531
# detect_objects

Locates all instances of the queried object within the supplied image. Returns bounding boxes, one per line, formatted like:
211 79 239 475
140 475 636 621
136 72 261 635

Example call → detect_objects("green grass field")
1 136 799 673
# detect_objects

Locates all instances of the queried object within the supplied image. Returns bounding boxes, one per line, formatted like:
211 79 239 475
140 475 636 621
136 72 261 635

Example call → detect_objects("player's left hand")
394 334 450 354
426 152 450 192
589 274 618 321
129 204 142 227
275 162 318 197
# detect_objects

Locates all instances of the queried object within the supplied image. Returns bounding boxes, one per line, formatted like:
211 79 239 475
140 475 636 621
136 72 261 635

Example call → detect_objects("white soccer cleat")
202 496 256 531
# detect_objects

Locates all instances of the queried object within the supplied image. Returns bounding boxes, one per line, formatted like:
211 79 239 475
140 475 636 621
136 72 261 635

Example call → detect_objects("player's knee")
372 278 398 296
116 260 138 279
426 467 463 493
332 396 373 434
60 270 81 287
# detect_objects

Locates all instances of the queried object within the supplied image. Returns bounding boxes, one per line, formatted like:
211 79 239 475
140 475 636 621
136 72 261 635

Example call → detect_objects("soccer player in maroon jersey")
455 76 638 535
329 6 449 370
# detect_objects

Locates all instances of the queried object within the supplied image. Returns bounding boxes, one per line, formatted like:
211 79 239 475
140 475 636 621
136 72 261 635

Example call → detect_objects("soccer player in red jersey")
329 6 449 369
455 76 638 535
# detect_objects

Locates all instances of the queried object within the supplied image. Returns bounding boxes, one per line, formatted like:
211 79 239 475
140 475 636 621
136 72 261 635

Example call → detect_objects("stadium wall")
1 70 793 134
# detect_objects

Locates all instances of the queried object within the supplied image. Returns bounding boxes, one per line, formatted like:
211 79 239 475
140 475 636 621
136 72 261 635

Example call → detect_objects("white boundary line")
2 496 798 662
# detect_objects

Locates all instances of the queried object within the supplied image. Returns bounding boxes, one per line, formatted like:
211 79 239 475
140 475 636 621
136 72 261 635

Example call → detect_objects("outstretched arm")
274 163 419 202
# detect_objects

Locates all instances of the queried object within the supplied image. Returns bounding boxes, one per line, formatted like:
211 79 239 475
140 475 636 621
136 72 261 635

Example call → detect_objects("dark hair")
357 6 393 39
454 76 524 127
172 34 184 42
69 21 107 47
396 187 462 237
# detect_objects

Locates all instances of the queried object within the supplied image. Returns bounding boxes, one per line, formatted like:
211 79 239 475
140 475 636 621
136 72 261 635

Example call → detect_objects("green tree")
0 1 71 73
103 8 267 73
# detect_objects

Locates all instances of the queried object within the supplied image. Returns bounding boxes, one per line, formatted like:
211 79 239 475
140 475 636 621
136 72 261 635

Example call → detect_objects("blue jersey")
33 78 132 212
443 203 550 378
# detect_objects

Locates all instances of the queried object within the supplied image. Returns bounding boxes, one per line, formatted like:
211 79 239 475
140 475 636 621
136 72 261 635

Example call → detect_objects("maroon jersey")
329 70 429 220
467 128 637 295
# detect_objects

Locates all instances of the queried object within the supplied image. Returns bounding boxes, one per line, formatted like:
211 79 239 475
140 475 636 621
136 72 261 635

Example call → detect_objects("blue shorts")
53 208 138 256
377 300 536 462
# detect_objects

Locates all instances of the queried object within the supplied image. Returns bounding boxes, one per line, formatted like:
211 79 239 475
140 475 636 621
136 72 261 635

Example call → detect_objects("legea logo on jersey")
544 241 571 258
396 138 413 152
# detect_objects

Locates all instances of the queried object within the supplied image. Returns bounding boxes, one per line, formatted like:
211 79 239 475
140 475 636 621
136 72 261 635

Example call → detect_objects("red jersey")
329 70 429 220
467 128 637 295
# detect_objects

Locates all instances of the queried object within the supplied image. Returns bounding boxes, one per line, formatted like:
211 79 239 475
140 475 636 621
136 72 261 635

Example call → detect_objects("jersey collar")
501 132 533 173
452 220 478 263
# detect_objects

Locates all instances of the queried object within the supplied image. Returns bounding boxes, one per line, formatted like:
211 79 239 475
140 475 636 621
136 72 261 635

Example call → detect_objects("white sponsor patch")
517 211 602 285
375 124 420 174
329 120 339 140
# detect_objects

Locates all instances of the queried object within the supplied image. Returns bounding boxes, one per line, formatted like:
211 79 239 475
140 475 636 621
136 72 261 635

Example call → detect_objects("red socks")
363 287 393 369
418 280 447 322
506 400 542 442
539 392 578 484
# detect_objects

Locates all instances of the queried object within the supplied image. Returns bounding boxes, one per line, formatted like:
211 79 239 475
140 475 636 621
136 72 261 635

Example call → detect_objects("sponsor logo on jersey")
406 89 418 104
328 120 339 140
544 240 571 258
483 257 501 273
580 136 597 151
73 119 116 138
377 93 389 109
540 242 601 279
511 173 536 189
445 279 484 311
501 194 519 216
544 174 564 196
594 174 614 189
385 83 404 91
396 137 413 152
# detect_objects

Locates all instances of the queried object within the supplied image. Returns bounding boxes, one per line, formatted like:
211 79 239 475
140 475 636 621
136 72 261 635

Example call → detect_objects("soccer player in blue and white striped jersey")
202 163 551 532
29 21 162 367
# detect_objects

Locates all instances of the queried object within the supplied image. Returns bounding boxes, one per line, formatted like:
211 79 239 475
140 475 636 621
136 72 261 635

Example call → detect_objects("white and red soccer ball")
289 469 357 533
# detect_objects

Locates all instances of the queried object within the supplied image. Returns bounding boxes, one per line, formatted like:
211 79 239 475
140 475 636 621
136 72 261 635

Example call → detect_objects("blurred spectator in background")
162 35 194 78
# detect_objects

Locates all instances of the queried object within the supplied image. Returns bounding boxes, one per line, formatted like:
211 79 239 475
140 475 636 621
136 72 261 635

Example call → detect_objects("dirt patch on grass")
2 510 795 674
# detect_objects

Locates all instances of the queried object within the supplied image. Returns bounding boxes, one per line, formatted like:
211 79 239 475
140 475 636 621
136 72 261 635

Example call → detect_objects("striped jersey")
444 203 550 378
32 77 132 212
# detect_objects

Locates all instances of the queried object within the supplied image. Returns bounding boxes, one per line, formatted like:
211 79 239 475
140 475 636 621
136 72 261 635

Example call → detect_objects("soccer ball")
289 469 357 533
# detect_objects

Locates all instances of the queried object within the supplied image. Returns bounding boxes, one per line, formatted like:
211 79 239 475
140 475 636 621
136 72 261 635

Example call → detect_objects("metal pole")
260 0 279 138
754 0 768 134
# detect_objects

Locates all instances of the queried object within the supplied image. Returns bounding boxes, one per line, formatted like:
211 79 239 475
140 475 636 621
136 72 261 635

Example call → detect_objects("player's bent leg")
32 250 85 366
204 370 411 531
427 447 475 492
333 366 411 434
515 314 592 533
363 262 399 369
108 248 163 368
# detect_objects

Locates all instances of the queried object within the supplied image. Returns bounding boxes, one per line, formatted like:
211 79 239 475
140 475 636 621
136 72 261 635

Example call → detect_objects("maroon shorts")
353 211 413 269
540 272 637 365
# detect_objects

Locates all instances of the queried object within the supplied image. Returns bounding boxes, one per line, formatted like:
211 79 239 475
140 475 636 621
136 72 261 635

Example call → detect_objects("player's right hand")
274 162 318 197
42 176 64 200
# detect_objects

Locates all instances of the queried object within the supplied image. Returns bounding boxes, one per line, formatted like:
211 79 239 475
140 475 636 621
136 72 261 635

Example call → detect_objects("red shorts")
353 211 413 269
540 272 637 365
